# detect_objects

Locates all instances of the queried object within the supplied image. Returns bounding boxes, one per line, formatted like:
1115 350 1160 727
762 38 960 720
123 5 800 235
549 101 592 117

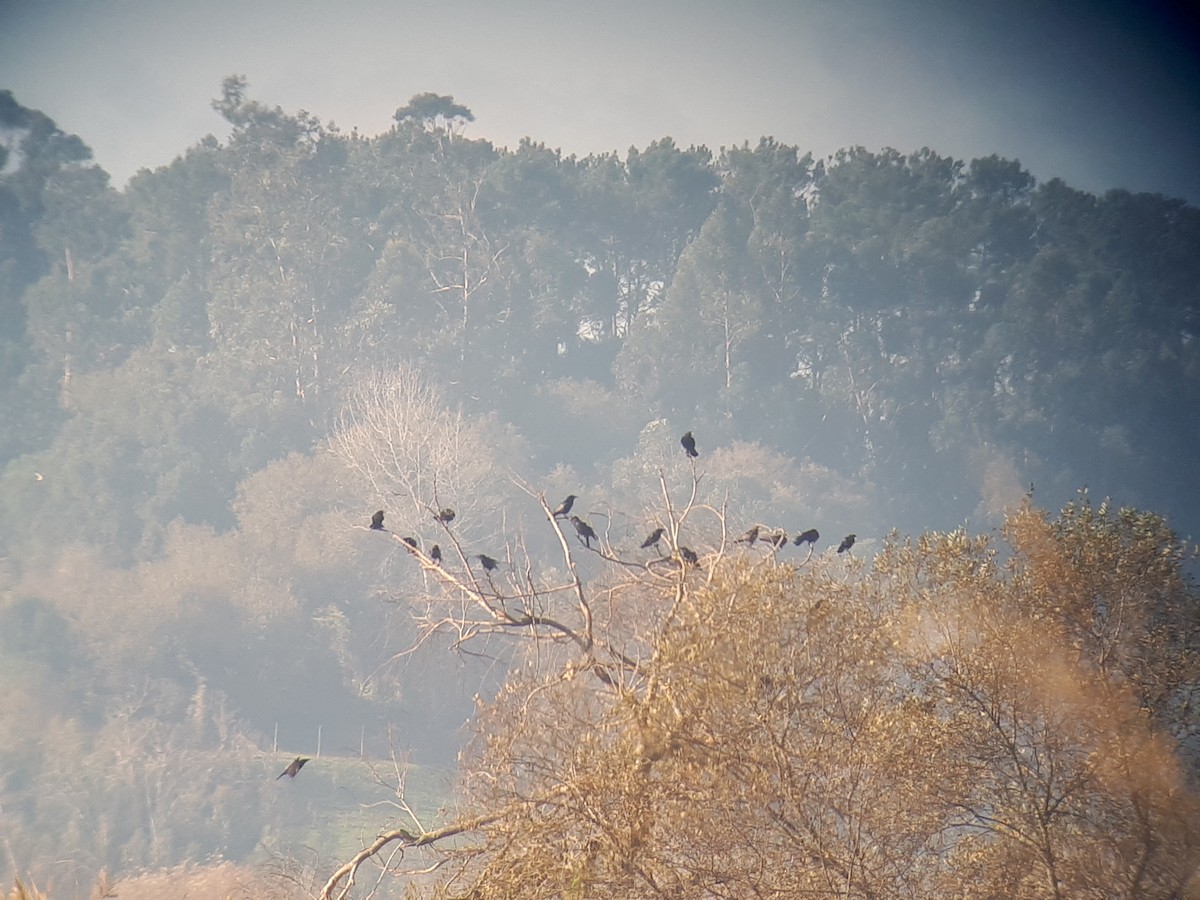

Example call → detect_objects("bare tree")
330 365 518 532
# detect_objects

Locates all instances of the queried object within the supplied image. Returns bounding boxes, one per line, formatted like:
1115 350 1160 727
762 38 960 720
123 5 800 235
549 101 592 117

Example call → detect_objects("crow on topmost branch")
680 431 699 458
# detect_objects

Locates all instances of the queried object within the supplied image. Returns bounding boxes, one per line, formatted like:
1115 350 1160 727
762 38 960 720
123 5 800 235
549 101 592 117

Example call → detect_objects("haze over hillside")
0 81 1197 895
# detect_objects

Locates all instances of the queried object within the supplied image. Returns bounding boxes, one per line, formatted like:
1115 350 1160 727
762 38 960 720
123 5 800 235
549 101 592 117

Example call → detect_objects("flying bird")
435 508 456 524
640 527 664 549
679 545 699 566
430 544 442 563
735 526 760 545
552 495 578 518
837 534 856 554
794 528 819 547
370 510 385 530
477 554 499 572
680 431 699 458
570 515 598 548
276 756 310 780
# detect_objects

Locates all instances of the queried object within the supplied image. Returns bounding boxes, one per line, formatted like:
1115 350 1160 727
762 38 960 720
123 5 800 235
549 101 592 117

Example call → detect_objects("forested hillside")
1 80 1198 896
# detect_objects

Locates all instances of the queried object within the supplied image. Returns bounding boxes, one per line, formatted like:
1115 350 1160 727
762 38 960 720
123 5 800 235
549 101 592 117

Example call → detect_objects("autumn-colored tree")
321 493 1199 898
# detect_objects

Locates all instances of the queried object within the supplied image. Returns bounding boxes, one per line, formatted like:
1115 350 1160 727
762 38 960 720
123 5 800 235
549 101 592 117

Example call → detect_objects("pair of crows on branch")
371 507 454 531
550 493 598 548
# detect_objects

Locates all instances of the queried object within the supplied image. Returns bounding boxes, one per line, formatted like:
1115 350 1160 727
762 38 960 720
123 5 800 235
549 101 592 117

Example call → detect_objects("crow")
435 508 455 524
640 527 665 549
837 534 856 554
402 537 419 553
552 494 578 518
679 545 699 566
370 510 385 530
763 530 788 549
276 756 310 780
570 515 598 548
478 554 499 572
794 528 819 547
735 525 760 545
680 431 699 458
430 544 442 563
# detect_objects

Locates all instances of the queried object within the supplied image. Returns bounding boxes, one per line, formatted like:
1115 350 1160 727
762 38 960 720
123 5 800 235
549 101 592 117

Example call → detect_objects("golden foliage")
325 492 1200 898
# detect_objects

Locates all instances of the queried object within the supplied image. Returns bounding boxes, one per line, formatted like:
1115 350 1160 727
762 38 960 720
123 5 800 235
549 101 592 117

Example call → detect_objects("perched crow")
763 530 788 549
794 528 819 547
430 544 442 563
370 510 385 530
679 545 699 566
478 554 499 572
402 537 419 553
680 431 699 458
276 756 310 780
435 508 456 524
552 494 578 518
640 527 664 549
735 525 760 545
837 534 856 554
570 515 598 548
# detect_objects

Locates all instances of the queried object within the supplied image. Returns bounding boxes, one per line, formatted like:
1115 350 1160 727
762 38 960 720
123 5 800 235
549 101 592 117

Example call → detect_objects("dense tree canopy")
0 83 1197 895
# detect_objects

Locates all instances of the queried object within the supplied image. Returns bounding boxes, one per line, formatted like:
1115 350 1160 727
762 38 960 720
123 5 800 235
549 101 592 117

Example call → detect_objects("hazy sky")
1 0 1198 201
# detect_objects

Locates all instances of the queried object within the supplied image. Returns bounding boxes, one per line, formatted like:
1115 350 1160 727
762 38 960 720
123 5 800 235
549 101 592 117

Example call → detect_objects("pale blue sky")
1 0 1197 201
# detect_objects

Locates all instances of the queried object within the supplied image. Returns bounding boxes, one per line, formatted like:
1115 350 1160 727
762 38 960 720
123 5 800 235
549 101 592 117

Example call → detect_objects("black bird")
680 431 699 458
679 545 699 566
570 515 598 548
794 528 819 547
276 756 310 780
640 527 664 549
837 534 856 554
477 554 499 572
430 544 442 563
435 508 455 524
370 510 385 530
402 536 419 553
763 530 788 549
735 525 760 545
552 494 578 518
